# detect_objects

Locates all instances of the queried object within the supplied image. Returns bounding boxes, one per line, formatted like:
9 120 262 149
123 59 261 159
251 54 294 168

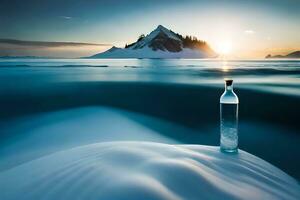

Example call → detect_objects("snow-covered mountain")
89 25 217 59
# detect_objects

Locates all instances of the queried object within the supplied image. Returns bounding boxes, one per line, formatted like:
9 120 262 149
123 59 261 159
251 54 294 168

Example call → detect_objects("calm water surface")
1 59 300 95
0 58 300 179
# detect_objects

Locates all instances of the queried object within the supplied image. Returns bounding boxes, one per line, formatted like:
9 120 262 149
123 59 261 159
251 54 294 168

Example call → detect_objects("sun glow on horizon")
216 40 233 55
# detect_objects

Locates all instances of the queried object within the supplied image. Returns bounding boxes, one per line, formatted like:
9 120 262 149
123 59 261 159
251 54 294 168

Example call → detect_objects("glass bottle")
220 79 239 153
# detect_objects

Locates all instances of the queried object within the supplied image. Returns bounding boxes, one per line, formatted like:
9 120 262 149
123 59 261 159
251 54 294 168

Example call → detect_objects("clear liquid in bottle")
220 79 239 153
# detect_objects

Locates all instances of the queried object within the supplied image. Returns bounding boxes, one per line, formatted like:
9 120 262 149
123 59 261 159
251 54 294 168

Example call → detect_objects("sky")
0 0 299 58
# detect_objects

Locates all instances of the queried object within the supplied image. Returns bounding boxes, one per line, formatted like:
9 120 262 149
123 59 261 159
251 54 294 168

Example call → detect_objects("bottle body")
220 80 239 153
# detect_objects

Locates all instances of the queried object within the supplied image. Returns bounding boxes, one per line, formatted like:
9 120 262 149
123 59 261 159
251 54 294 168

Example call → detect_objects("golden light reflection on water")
222 61 230 72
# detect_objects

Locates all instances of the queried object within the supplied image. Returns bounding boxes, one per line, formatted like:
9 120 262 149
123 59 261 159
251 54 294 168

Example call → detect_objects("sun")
216 41 232 55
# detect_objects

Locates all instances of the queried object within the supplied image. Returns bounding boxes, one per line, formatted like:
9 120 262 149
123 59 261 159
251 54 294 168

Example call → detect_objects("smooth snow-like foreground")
0 142 299 200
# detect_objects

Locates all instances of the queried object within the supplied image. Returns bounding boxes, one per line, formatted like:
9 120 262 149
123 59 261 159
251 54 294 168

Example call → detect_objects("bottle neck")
225 85 233 91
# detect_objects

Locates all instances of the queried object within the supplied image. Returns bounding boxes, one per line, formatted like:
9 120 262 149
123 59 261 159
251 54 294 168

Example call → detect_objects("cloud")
244 30 255 34
0 39 110 47
0 39 112 58
60 16 73 20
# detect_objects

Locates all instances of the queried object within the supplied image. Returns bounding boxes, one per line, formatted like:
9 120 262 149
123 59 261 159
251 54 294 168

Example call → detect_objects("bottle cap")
225 79 233 86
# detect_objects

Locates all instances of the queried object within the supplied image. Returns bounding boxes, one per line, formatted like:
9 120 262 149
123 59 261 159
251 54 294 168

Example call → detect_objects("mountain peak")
90 25 217 58
150 25 181 42
156 25 168 31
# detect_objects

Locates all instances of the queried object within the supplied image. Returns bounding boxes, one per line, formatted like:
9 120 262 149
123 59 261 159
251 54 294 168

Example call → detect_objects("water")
0 58 300 179
1 59 300 91
220 104 238 153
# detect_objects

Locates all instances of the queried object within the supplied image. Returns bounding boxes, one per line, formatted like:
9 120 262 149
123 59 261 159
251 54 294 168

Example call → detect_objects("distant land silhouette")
266 51 300 59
